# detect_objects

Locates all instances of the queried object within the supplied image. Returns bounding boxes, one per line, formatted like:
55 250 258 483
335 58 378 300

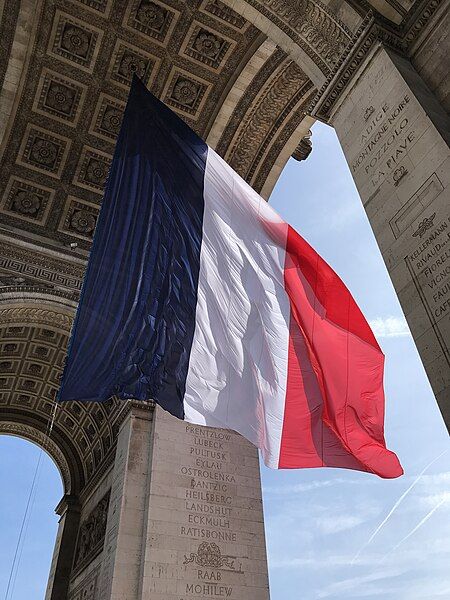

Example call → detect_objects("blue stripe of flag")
58 76 207 418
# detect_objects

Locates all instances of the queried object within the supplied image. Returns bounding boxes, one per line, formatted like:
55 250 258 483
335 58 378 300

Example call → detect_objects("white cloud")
369 316 411 338
419 491 450 509
270 554 375 569
419 471 450 486
316 514 367 534
263 477 372 495
383 496 449 559
264 479 342 495
317 568 407 598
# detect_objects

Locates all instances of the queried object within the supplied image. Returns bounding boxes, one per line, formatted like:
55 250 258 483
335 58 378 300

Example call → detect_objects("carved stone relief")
0 312 127 493
219 54 313 186
243 0 353 75
68 565 101 600
0 2 445 598
73 490 110 572
0 0 264 253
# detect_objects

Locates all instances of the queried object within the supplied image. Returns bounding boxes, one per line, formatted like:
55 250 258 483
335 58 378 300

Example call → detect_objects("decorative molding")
123 0 180 45
89 93 125 143
72 0 112 17
32 68 88 127
68 564 101 600
162 68 212 119
0 176 55 226
309 11 376 120
73 146 112 195
47 9 104 74
403 0 444 47
200 0 249 30
107 39 160 91
58 197 99 241
226 59 311 181
16 123 71 179
0 240 85 291
180 21 236 72
0 286 79 303
244 0 353 75
0 306 73 331
310 0 444 121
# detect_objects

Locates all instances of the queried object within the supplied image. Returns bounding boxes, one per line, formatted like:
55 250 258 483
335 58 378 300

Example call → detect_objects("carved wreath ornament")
183 542 238 571
413 213 436 239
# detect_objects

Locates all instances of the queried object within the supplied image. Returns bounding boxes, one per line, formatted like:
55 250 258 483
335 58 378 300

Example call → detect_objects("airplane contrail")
351 448 448 565
381 496 447 561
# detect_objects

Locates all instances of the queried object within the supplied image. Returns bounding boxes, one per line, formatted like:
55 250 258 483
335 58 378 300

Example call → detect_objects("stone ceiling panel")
0 312 128 494
0 0 267 256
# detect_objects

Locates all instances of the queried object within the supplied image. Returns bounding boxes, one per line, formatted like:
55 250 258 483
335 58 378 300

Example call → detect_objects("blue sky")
1 122 449 599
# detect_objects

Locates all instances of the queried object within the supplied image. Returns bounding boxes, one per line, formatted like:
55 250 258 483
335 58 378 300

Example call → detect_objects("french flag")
59 77 402 479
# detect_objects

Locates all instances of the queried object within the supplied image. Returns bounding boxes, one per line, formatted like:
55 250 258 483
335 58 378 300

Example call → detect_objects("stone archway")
0 1 448 598
0 433 64 599
0 295 130 598
0 421 71 493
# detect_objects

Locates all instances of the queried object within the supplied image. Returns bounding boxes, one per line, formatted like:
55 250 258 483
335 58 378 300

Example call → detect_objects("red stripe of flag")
279 226 403 478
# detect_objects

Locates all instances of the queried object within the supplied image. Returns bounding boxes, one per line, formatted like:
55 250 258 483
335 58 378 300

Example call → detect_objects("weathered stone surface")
331 45 450 427
143 406 270 599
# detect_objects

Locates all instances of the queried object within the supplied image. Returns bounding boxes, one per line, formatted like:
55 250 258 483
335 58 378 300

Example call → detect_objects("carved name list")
144 407 270 599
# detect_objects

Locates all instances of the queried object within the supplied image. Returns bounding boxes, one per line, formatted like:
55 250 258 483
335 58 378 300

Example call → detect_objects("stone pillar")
139 406 270 600
45 494 81 600
97 403 270 599
329 43 450 427
98 402 153 600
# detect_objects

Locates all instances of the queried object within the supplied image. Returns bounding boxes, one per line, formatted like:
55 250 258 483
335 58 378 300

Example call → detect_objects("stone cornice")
0 285 79 302
0 305 73 331
403 0 446 47
243 0 352 76
0 238 85 292
309 0 444 121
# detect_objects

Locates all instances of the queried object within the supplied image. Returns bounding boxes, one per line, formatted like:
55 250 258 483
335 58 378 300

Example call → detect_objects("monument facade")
0 1 448 598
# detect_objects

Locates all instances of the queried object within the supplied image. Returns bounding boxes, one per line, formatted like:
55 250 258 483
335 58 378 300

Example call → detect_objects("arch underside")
0 301 128 496
0 0 441 494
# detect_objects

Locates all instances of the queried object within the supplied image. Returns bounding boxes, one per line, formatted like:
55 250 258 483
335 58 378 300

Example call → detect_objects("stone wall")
330 44 450 426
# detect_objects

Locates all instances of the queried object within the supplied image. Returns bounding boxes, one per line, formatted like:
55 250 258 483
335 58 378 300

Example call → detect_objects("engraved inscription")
148 407 268 599
180 427 237 544
351 95 414 187
407 215 450 324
